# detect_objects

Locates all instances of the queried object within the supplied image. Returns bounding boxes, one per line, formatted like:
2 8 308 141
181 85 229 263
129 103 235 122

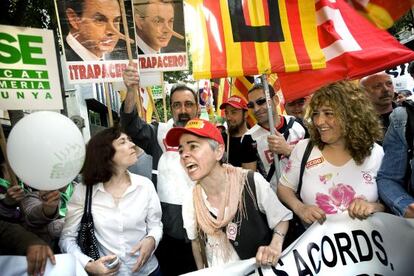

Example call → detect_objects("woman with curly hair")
277 81 385 228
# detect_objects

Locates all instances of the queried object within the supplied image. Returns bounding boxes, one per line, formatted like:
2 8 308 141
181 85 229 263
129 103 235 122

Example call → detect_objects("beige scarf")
193 164 249 263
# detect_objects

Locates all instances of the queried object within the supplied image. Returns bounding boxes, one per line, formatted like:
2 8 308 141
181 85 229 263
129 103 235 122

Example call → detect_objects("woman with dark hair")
277 81 385 227
59 127 162 275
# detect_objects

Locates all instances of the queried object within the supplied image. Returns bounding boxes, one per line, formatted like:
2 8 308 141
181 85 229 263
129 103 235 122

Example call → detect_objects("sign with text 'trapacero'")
0 25 63 110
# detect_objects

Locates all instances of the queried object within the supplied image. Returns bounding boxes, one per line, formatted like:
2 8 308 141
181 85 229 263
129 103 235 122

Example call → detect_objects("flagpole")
261 74 281 182
161 73 167 123
104 82 114 127
119 0 144 118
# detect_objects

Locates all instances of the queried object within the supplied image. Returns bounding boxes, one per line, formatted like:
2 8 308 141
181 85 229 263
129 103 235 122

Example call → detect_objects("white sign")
0 24 63 110
0 253 87 276
183 212 414 276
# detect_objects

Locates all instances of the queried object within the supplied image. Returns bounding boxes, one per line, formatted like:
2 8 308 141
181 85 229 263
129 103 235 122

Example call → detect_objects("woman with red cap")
165 119 292 269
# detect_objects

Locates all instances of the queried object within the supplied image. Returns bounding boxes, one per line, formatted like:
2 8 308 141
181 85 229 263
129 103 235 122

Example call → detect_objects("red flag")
278 0 414 102
348 0 412 29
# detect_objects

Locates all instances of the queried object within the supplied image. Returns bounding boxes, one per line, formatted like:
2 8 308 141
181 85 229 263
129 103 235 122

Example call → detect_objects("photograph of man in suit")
133 0 185 55
63 0 123 61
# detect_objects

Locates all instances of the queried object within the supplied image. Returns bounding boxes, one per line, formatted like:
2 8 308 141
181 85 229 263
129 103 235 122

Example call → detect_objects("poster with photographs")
54 0 138 83
133 0 188 72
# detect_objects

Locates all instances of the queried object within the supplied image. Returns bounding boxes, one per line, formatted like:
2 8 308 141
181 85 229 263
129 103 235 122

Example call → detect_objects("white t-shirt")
280 139 384 214
243 115 306 190
182 172 292 267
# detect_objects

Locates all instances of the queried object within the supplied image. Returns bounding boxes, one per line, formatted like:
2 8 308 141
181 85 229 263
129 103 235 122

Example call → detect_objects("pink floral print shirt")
280 139 384 214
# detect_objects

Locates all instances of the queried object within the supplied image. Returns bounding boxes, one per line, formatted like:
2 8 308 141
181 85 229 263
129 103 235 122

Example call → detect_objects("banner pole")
261 74 281 182
162 73 167 123
120 0 144 118
104 82 114 127
0 124 18 187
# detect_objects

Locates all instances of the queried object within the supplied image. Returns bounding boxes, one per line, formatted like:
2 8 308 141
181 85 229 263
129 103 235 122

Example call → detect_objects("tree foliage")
0 0 56 29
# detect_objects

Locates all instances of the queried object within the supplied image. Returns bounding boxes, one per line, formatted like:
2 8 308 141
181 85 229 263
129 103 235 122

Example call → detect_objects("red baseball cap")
219 96 248 110
166 119 224 147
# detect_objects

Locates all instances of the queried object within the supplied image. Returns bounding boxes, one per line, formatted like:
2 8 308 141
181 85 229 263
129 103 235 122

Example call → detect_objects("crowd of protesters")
1 65 414 276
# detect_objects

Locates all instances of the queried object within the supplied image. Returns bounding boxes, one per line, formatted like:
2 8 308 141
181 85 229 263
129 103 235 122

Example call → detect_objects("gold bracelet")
273 229 285 239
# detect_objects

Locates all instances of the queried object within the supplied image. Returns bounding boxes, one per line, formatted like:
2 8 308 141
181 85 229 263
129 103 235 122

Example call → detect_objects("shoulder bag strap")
297 141 313 201
84 184 92 215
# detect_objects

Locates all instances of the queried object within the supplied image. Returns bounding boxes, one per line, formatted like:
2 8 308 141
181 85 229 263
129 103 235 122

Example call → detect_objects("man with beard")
360 72 396 137
241 83 306 191
121 65 198 275
219 96 256 167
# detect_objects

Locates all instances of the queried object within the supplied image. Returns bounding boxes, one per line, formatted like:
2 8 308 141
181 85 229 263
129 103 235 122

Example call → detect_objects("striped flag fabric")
215 78 231 118
186 0 326 79
347 0 412 29
277 0 414 102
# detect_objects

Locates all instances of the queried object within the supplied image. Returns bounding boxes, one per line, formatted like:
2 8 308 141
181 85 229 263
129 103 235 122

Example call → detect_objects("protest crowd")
1 0 414 276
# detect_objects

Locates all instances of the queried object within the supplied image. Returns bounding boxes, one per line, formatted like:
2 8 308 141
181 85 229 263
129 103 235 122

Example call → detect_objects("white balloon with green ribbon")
7 111 85 190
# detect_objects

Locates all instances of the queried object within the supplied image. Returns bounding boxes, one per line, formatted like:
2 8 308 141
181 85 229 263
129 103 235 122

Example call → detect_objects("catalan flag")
186 0 326 79
347 0 412 29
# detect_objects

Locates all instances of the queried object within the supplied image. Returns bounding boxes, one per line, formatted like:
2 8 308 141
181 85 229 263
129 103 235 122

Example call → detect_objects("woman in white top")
165 119 291 269
59 127 162 276
278 81 385 227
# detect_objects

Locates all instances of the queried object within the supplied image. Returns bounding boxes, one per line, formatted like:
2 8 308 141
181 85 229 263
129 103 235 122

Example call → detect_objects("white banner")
0 24 63 110
183 212 414 276
0 253 87 276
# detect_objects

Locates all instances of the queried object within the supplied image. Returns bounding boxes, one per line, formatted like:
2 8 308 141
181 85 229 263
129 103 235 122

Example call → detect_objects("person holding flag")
121 66 198 275
241 83 306 190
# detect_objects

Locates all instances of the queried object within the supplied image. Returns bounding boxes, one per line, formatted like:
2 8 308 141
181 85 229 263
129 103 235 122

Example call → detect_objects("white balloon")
7 111 85 190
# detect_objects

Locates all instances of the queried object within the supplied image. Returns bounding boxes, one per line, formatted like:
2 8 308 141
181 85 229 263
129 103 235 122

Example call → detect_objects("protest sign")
133 0 188 72
184 213 414 276
0 24 63 110
54 0 137 83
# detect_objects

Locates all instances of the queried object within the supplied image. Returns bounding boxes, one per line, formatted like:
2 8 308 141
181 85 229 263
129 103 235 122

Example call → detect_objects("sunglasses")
247 97 267 109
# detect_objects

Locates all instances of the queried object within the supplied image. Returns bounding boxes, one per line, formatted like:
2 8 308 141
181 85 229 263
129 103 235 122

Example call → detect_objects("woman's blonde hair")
305 81 383 165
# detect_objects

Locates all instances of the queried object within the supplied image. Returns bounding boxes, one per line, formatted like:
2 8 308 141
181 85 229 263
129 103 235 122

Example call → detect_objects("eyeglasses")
171 101 196 110
247 97 267 109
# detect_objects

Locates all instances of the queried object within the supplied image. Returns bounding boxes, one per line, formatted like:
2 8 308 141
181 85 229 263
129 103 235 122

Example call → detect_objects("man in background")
360 72 396 135
219 96 255 167
121 65 198 275
284 97 307 120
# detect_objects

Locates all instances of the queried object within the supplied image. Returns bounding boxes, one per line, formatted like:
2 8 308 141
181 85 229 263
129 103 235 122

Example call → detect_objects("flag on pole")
347 0 412 29
215 78 231 118
277 0 414 102
186 0 326 79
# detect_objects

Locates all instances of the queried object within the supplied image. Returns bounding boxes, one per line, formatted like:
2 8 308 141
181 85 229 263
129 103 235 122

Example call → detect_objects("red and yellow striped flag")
348 0 412 29
187 0 326 79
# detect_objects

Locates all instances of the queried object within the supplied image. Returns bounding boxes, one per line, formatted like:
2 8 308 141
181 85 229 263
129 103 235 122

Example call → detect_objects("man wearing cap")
219 96 255 167
360 72 396 137
164 118 291 268
284 97 307 120
241 83 306 191
121 66 198 275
